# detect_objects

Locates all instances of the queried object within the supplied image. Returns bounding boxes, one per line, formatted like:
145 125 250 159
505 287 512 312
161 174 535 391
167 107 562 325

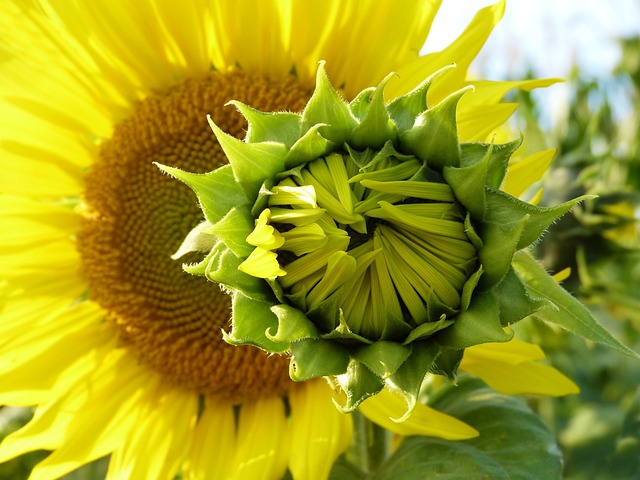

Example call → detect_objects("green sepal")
443 144 491 219
387 342 440 417
436 292 512 349
399 87 471 170
458 137 521 190
289 338 350 381
349 87 376 121
300 62 358 145
156 164 248 224
403 316 454 344
285 123 336 169
171 220 216 260
350 73 398 149
351 341 412 379
202 243 271 302
513 250 640 358
182 240 222 276
430 348 464 382
268 304 320 343
460 265 483 312
208 118 288 201
486 189 595 250
478 211 528 288
228 100 301 148
209 206 254 258
387 64 456 132
224 293 288 353
320 310 374 345
491 266 545 325
336 359 385 412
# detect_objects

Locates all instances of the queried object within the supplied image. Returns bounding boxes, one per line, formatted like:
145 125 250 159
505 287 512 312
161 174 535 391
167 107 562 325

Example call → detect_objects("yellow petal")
288 380 353 480
359 388 478 440
239 247 287 278
0 350 142 466
182 396 237 480
503 149 556 198
210 0 290 78
285 0 442 98
457 103 518 142
0 303 113 406
460 340 580 396
105 384 198 480
389 0 504 101
228 396 290 480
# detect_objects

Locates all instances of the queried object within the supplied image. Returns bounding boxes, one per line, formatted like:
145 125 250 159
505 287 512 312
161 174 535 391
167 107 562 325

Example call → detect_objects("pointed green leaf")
301 62 357 144
430 348 464 381
388 64 456 132
491 266 545 325
513 250 640 358
403 317 454 344
203 243 272 301
388 342 439 411
289 338 350 381
229 100 302 147
377 378 563 480
351 73 398 149
486 189 594 250
268 304 320 342
156 164 247 224
436 292 512 349
459 137 521 189
285 123 336 169
336 359 385 412
442 145 491 219
351 341 412 379
208 117 288 200
224 292 288 353
478 211 528 288
171 220 216 260
210 206 254 257
349 87 375 121
399 87 471 170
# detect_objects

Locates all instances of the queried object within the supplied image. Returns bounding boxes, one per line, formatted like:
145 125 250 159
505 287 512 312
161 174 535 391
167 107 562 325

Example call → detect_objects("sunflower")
0 1 578 479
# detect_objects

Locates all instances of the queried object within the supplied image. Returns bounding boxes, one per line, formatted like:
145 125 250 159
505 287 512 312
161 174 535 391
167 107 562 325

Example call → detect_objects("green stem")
347 411 392 477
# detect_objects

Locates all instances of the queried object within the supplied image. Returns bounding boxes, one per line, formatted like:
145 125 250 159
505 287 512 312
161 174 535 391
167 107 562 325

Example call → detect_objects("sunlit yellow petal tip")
238 247 286 278
553 267 571 283
461 339 580 396
359 388 478 440
246 209 285 249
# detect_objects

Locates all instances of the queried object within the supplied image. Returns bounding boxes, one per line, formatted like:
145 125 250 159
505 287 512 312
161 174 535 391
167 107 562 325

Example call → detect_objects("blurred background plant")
511 35 640 480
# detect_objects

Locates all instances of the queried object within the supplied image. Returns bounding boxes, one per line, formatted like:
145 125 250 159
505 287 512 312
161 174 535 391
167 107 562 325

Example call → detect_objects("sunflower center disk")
78 71 309 402
244 151 479 340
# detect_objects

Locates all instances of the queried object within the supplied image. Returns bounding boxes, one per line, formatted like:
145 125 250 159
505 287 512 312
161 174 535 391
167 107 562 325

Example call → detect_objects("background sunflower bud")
162 63 637 412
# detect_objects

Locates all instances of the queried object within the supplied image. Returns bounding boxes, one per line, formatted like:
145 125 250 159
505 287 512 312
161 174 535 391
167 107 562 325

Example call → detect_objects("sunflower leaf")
513 250 640 358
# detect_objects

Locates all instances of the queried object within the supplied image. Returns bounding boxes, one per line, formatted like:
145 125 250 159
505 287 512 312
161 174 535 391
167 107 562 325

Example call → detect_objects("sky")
424 0 640 126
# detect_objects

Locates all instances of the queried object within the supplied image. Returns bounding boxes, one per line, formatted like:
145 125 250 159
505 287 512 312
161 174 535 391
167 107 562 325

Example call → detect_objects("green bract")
161 63 636 413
